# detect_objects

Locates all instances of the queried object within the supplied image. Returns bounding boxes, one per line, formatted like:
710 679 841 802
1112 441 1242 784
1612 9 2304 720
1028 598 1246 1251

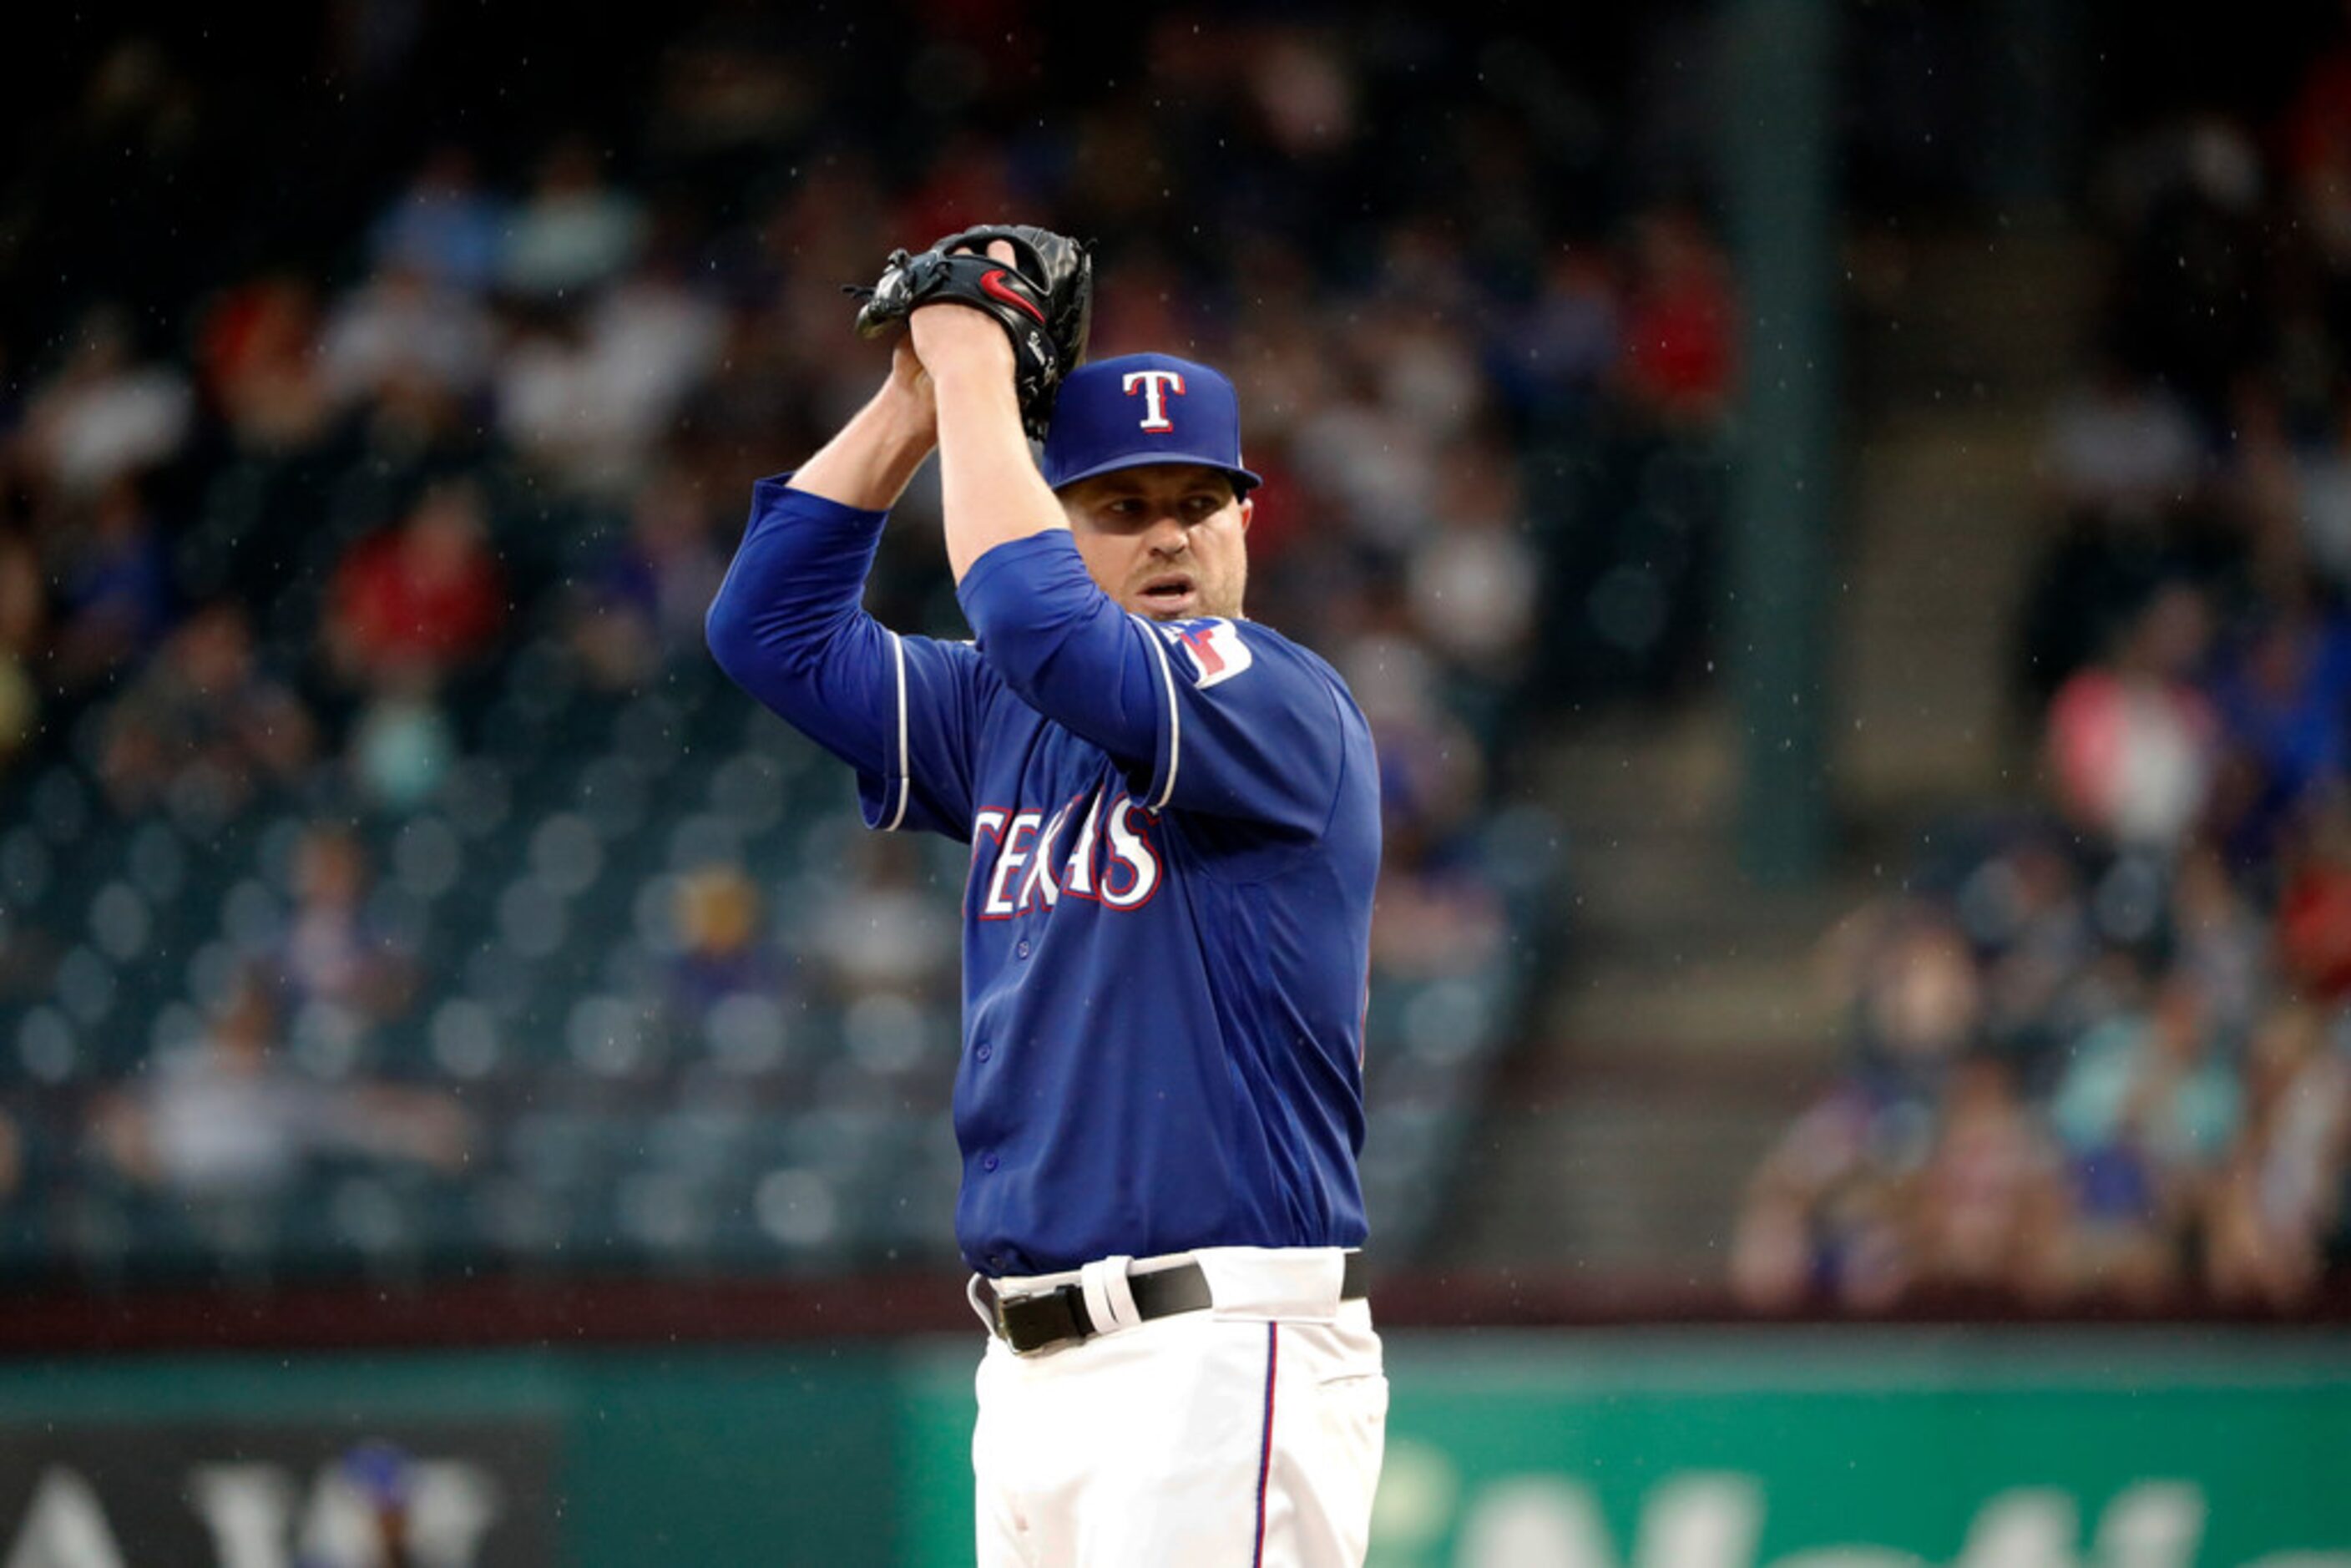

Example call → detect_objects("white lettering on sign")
1414 1462 2323 1568
188 1466 296 1568
192 1458 508 1568
5 1469 126 1568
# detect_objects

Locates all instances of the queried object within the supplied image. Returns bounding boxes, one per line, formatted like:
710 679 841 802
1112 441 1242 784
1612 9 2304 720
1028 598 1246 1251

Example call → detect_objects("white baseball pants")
971 1247 1388 1567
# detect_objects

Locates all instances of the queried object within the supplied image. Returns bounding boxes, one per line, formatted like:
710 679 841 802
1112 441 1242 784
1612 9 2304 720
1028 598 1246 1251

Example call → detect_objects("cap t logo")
1122 369 1187 432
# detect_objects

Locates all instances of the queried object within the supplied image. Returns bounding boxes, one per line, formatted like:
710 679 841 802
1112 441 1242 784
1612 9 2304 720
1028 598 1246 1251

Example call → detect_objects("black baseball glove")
850 223 1094 438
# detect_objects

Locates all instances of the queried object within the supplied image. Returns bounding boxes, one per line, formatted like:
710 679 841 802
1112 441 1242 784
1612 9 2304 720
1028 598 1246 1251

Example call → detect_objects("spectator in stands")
368 144 505 295
804 837 958 1006
97 598 316 817
1368 826 1508 984
273 823 418 1050
498 134 645 301
346 666 460 812
495 253 725 495
2045 579 2221 854
2042 356 2204 524
663 861 812 1084
196 274 331 453
2167 843 2268 1042
1490 244 1620 437
318 260 494 413
2204 999 2350 1307
1291 356 1442 553
1733 1075 1919 1313
2204 583 2351 867
92 971 319 1198
89 971 467 1201
16 306 193 497
1957 829 2100 1075
1342 607 1487 849
1615 205 1739 431
670 863 782 1008
1822 899 1984 1104
2050 972 2241 1299
2275 790 2351 1003
567 464 731 690
1733 902 1986 1309
1908 1054 2072 1302
1405 439 1540 701
322 478 507 692
46 473 175 695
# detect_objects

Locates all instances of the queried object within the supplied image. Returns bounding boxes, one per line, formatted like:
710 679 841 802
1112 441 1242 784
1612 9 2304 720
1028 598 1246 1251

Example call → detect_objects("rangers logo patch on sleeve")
1160 619 1254 689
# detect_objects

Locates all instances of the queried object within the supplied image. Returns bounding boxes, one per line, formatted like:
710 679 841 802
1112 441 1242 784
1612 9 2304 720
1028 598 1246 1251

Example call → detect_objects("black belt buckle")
995 1281 1095 1355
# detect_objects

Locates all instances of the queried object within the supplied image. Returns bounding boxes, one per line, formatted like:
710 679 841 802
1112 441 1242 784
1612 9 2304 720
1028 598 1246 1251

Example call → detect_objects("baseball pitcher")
706 226 1386 1565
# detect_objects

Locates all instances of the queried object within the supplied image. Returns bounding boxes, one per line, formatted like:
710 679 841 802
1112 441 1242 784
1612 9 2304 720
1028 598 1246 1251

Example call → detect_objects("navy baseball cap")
1040 352 1263 494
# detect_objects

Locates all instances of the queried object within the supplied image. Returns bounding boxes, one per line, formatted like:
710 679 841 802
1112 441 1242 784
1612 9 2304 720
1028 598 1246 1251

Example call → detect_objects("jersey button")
980 1151 999 1172
1014 938 1031 959
974 1041 993 1063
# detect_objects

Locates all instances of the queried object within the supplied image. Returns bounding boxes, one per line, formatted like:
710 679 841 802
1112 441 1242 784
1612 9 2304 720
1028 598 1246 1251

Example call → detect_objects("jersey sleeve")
705 476 985 840
956 529 1358 838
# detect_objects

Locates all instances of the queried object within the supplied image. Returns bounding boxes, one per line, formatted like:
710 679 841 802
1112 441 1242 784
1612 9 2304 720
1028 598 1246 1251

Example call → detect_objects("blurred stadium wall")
8 0 2351 1563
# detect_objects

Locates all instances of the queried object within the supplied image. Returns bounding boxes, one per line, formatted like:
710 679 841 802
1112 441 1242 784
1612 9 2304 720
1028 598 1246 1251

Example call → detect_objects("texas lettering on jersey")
970 787 1162 918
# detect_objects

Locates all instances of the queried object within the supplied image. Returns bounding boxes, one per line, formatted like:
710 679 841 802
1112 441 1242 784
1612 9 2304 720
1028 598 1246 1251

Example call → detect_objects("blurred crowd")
0 8 1703 1274
1737 34 2351 1313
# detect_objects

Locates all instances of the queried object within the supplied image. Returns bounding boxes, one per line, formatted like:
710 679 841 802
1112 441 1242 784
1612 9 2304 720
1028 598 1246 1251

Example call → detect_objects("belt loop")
1079 1254 1140 1334
966 1272 997 1334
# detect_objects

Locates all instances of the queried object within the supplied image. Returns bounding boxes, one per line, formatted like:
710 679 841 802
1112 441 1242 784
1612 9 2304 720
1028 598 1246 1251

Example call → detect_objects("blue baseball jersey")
706 479 1378 1275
